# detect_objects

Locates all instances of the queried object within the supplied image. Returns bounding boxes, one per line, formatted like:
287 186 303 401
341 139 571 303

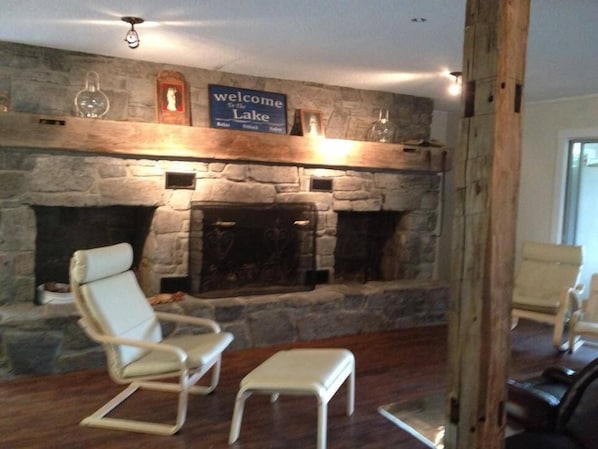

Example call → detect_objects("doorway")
562 140 598 292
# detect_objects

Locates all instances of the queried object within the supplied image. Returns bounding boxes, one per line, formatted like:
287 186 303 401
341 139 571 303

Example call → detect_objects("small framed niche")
165 172 196 190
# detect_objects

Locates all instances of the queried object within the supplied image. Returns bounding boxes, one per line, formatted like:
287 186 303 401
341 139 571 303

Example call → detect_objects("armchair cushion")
511 294 560 313
122 332 234 377
572 321 598 334
81 270 162 367
71 242 133 283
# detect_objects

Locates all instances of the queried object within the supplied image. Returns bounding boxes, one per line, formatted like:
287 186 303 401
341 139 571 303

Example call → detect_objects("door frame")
553 127 598 242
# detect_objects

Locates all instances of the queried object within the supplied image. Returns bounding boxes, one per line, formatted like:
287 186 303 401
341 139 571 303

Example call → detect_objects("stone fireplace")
0 148 442 306
0 143 448 377
0 41 451 377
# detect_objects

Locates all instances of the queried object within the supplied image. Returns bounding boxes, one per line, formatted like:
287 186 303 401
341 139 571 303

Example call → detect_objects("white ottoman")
228 348 355 449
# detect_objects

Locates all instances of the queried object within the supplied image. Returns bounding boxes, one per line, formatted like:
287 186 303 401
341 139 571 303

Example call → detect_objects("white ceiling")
1 0 597 112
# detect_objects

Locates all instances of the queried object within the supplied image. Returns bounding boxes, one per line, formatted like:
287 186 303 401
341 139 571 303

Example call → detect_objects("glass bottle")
74 71 110 118
366 108 396 143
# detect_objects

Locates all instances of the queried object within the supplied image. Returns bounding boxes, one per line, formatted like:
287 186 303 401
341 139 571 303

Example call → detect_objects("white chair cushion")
574 321 598 334
71 242 133 283
81 270 162 367
522 241 582 265
512 293 560 313
515 261 579 298
122 331 234 377
240 349 353 391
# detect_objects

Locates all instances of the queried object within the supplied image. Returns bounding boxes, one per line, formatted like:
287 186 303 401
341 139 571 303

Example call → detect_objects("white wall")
518 95 598 251
432 95 598 283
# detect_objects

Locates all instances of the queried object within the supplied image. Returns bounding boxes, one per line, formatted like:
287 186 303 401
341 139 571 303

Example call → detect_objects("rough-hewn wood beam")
0 112 449 172
446 1 530 448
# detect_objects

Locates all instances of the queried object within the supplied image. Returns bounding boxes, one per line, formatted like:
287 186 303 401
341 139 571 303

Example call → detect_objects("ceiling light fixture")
121 17 144 49
448 71 462 96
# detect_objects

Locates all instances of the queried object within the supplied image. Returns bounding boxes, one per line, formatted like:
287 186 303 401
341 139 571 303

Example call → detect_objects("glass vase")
74 71 110 118
366 109 396 143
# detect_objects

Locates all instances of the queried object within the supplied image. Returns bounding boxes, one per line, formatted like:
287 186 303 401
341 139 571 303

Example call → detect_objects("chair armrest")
570 309 583 330
542 366 577 384
155 311 222 333
507 379 560 431
568 286 583 311
78 318 188 364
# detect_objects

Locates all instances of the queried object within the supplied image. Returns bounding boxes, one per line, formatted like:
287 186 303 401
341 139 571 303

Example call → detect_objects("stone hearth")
0 281 448 378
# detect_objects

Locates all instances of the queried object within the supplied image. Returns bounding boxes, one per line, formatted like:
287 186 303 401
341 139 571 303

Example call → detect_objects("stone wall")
0 150 440 304
0 42 432 140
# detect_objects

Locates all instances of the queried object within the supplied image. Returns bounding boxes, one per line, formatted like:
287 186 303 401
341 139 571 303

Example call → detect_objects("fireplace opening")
33 205 156 296
334 211 403 283
189 202 317 298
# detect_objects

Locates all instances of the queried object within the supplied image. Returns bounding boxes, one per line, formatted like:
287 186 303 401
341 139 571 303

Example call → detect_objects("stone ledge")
0 281 449 378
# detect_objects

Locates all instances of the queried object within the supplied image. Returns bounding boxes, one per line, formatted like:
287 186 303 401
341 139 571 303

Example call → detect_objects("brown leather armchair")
505 357 598 449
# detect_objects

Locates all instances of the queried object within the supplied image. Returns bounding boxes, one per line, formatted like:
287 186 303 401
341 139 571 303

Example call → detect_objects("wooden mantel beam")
0 112 449 173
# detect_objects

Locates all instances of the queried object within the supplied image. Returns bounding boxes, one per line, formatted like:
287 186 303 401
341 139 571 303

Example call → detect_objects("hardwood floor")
1 321 597 449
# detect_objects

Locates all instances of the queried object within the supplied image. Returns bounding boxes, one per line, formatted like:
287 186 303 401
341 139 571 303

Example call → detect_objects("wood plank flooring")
1 321 597 449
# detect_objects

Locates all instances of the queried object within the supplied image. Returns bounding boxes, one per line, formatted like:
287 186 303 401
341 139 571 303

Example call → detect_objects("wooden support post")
445 1 530 449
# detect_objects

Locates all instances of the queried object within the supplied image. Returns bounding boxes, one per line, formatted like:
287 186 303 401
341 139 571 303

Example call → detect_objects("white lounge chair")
511 241 583 351
70 242 233 435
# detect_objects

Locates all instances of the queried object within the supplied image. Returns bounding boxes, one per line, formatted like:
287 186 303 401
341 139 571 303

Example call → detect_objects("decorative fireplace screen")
189 202 317 298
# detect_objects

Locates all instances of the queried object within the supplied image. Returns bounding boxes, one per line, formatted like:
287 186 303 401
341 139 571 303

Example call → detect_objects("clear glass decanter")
74 71 110 118
366 108 396 143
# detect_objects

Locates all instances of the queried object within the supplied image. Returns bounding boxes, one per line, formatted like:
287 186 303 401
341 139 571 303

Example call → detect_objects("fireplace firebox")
189 202 317 298
334 211 403 283
33 205 155 297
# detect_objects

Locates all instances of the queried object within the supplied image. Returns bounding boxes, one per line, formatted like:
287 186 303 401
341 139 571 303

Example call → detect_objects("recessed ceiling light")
411 18 427 23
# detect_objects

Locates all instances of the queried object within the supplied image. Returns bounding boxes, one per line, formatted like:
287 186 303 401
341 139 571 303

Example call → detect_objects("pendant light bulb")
121 17 144 49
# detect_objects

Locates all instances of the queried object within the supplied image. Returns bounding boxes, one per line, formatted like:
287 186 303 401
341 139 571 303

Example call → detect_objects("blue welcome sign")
208 85 287 134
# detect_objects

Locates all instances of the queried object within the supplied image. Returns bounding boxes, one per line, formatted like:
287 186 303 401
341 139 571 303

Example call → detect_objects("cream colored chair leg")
553 318 568 351
229 390 251 444
347 365 355 416
317 398 328 449
81 382 185 435
189 357 222 395
568 315 584 353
